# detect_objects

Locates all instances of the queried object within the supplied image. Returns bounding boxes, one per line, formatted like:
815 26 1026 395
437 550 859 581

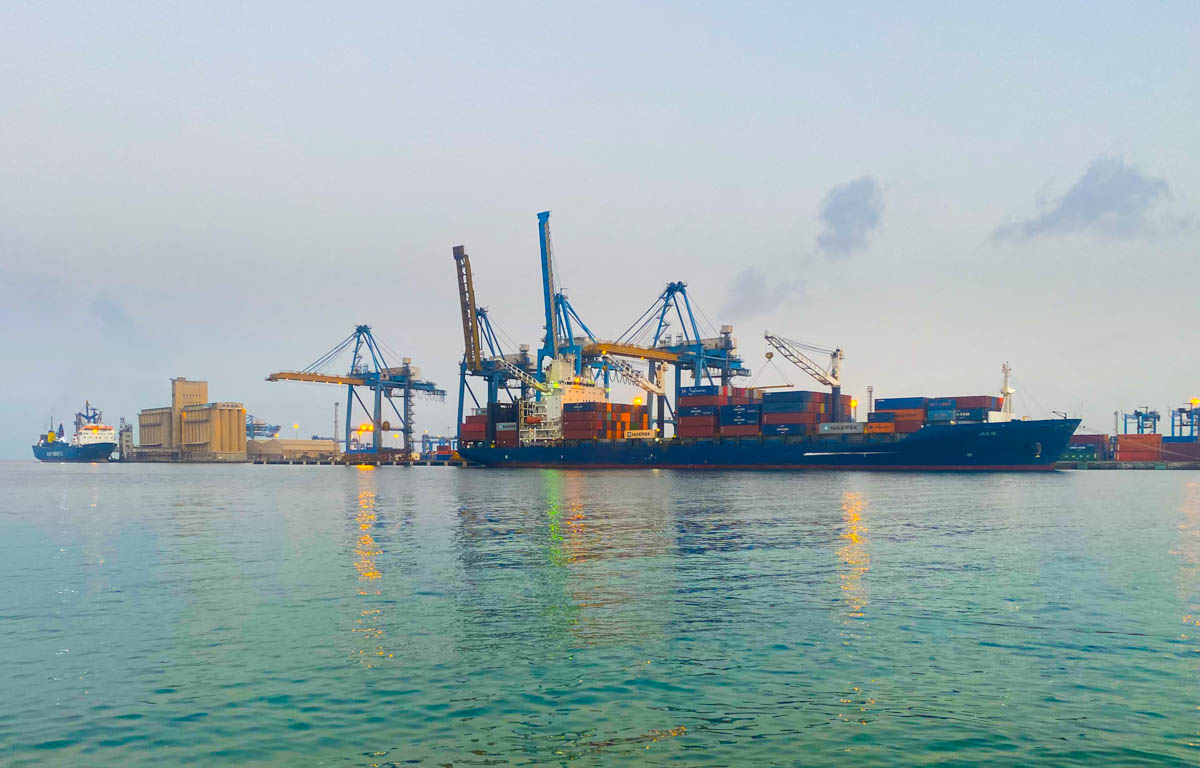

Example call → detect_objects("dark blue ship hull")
32 442 116 462
459 418 1080 471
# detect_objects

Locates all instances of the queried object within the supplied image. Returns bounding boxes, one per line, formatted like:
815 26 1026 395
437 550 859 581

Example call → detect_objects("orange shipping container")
1116 434 1162 461
864 422 895 434
1117 434 1162 445
878 408 925 421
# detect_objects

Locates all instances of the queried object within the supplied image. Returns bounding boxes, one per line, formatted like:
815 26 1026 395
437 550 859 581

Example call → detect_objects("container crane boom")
453 245 483 373
537 211 560 369
601 355 666 396
267 371 367 386
492 356 551 393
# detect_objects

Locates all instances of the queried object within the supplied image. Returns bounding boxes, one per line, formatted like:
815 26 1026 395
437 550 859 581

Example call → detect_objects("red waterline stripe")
480 462 1057 472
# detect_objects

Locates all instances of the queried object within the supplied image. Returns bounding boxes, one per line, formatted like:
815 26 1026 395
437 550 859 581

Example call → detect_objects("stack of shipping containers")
761 390 853 436
869 395 1003 433
562 402 649 440
675 386 761 438
460 402 518 446
1115 433 1162 461
869 397 928 434
460 413 487 443
675 387 853 439
1064 434 1109 461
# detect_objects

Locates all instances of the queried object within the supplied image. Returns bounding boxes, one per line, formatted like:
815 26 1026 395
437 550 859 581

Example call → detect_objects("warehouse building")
133 378 247 461
246 438 338 461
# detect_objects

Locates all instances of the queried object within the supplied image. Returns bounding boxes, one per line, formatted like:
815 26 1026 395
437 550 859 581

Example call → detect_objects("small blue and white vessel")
32 402 117 462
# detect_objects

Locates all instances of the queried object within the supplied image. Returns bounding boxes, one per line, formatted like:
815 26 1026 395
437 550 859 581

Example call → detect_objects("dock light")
634 397 643 405
850 399 858 408
1192 398 1199 407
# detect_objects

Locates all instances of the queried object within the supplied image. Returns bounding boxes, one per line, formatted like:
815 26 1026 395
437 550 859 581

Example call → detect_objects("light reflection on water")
2 464 1200 766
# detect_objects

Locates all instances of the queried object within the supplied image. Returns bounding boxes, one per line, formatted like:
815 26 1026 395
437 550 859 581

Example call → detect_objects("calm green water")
2 462 1199 766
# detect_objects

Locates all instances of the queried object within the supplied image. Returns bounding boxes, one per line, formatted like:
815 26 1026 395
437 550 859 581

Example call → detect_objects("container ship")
458 381 1079 472
32 402 118 462
451 212 1079 472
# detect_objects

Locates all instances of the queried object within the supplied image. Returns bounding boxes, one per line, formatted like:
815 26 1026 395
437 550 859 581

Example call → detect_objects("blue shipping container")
720 414 761 426
563 402 602 413
763 390 820 404
927 409 956 422
867 411 896 423
763 402 814 414
955 408 988 421
720 404 761 416
874 397 930 410
928 398 955 409
678 405 718 417
679 385 721 397
762 423 805 435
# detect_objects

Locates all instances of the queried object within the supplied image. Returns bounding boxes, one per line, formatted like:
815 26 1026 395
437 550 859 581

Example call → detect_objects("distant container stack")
1064 433 1110 461
1115 434 1162 462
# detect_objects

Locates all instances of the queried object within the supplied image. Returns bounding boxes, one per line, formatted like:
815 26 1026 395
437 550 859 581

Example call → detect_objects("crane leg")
373 387 382 453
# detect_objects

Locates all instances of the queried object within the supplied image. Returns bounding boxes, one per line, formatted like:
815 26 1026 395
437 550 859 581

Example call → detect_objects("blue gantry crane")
245 414 281 440
1170 401 1199 441
1122 407 1161 435
268 325 445 455
453 211 751 439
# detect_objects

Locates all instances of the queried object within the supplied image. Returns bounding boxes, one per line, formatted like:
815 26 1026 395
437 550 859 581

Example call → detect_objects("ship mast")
1001 362 1015 417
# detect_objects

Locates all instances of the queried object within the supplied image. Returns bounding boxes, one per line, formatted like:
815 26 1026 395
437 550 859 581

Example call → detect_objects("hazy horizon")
3 2 1197 457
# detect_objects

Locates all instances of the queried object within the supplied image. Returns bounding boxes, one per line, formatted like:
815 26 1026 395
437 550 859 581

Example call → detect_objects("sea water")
2 462 1198 765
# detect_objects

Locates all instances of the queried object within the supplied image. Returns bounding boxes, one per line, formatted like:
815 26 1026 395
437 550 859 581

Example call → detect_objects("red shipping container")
877 408 925 421
954 396 1002 410
763 412 817 425
563 430 600 440
464 414 488 425
1163 442 1200 461
719 425 760 437
1116 434 1161 461
677 396 729 407
676 426 717 437
893 420 925 434
1116 451 1160 462
1069 434 1108 447
678 415 718 427
1118 434 1162 444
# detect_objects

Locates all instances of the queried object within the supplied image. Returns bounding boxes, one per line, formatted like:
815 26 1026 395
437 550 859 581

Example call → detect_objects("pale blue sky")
2 2 1197 454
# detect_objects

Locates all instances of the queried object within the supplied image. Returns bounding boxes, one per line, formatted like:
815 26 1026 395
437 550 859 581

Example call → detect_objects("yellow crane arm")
583 342 679 363
453 245 483 372
267 371 367 386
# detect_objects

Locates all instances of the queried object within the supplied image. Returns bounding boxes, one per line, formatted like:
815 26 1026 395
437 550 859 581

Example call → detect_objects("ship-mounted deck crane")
763 332 846 422
267 325 445 455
